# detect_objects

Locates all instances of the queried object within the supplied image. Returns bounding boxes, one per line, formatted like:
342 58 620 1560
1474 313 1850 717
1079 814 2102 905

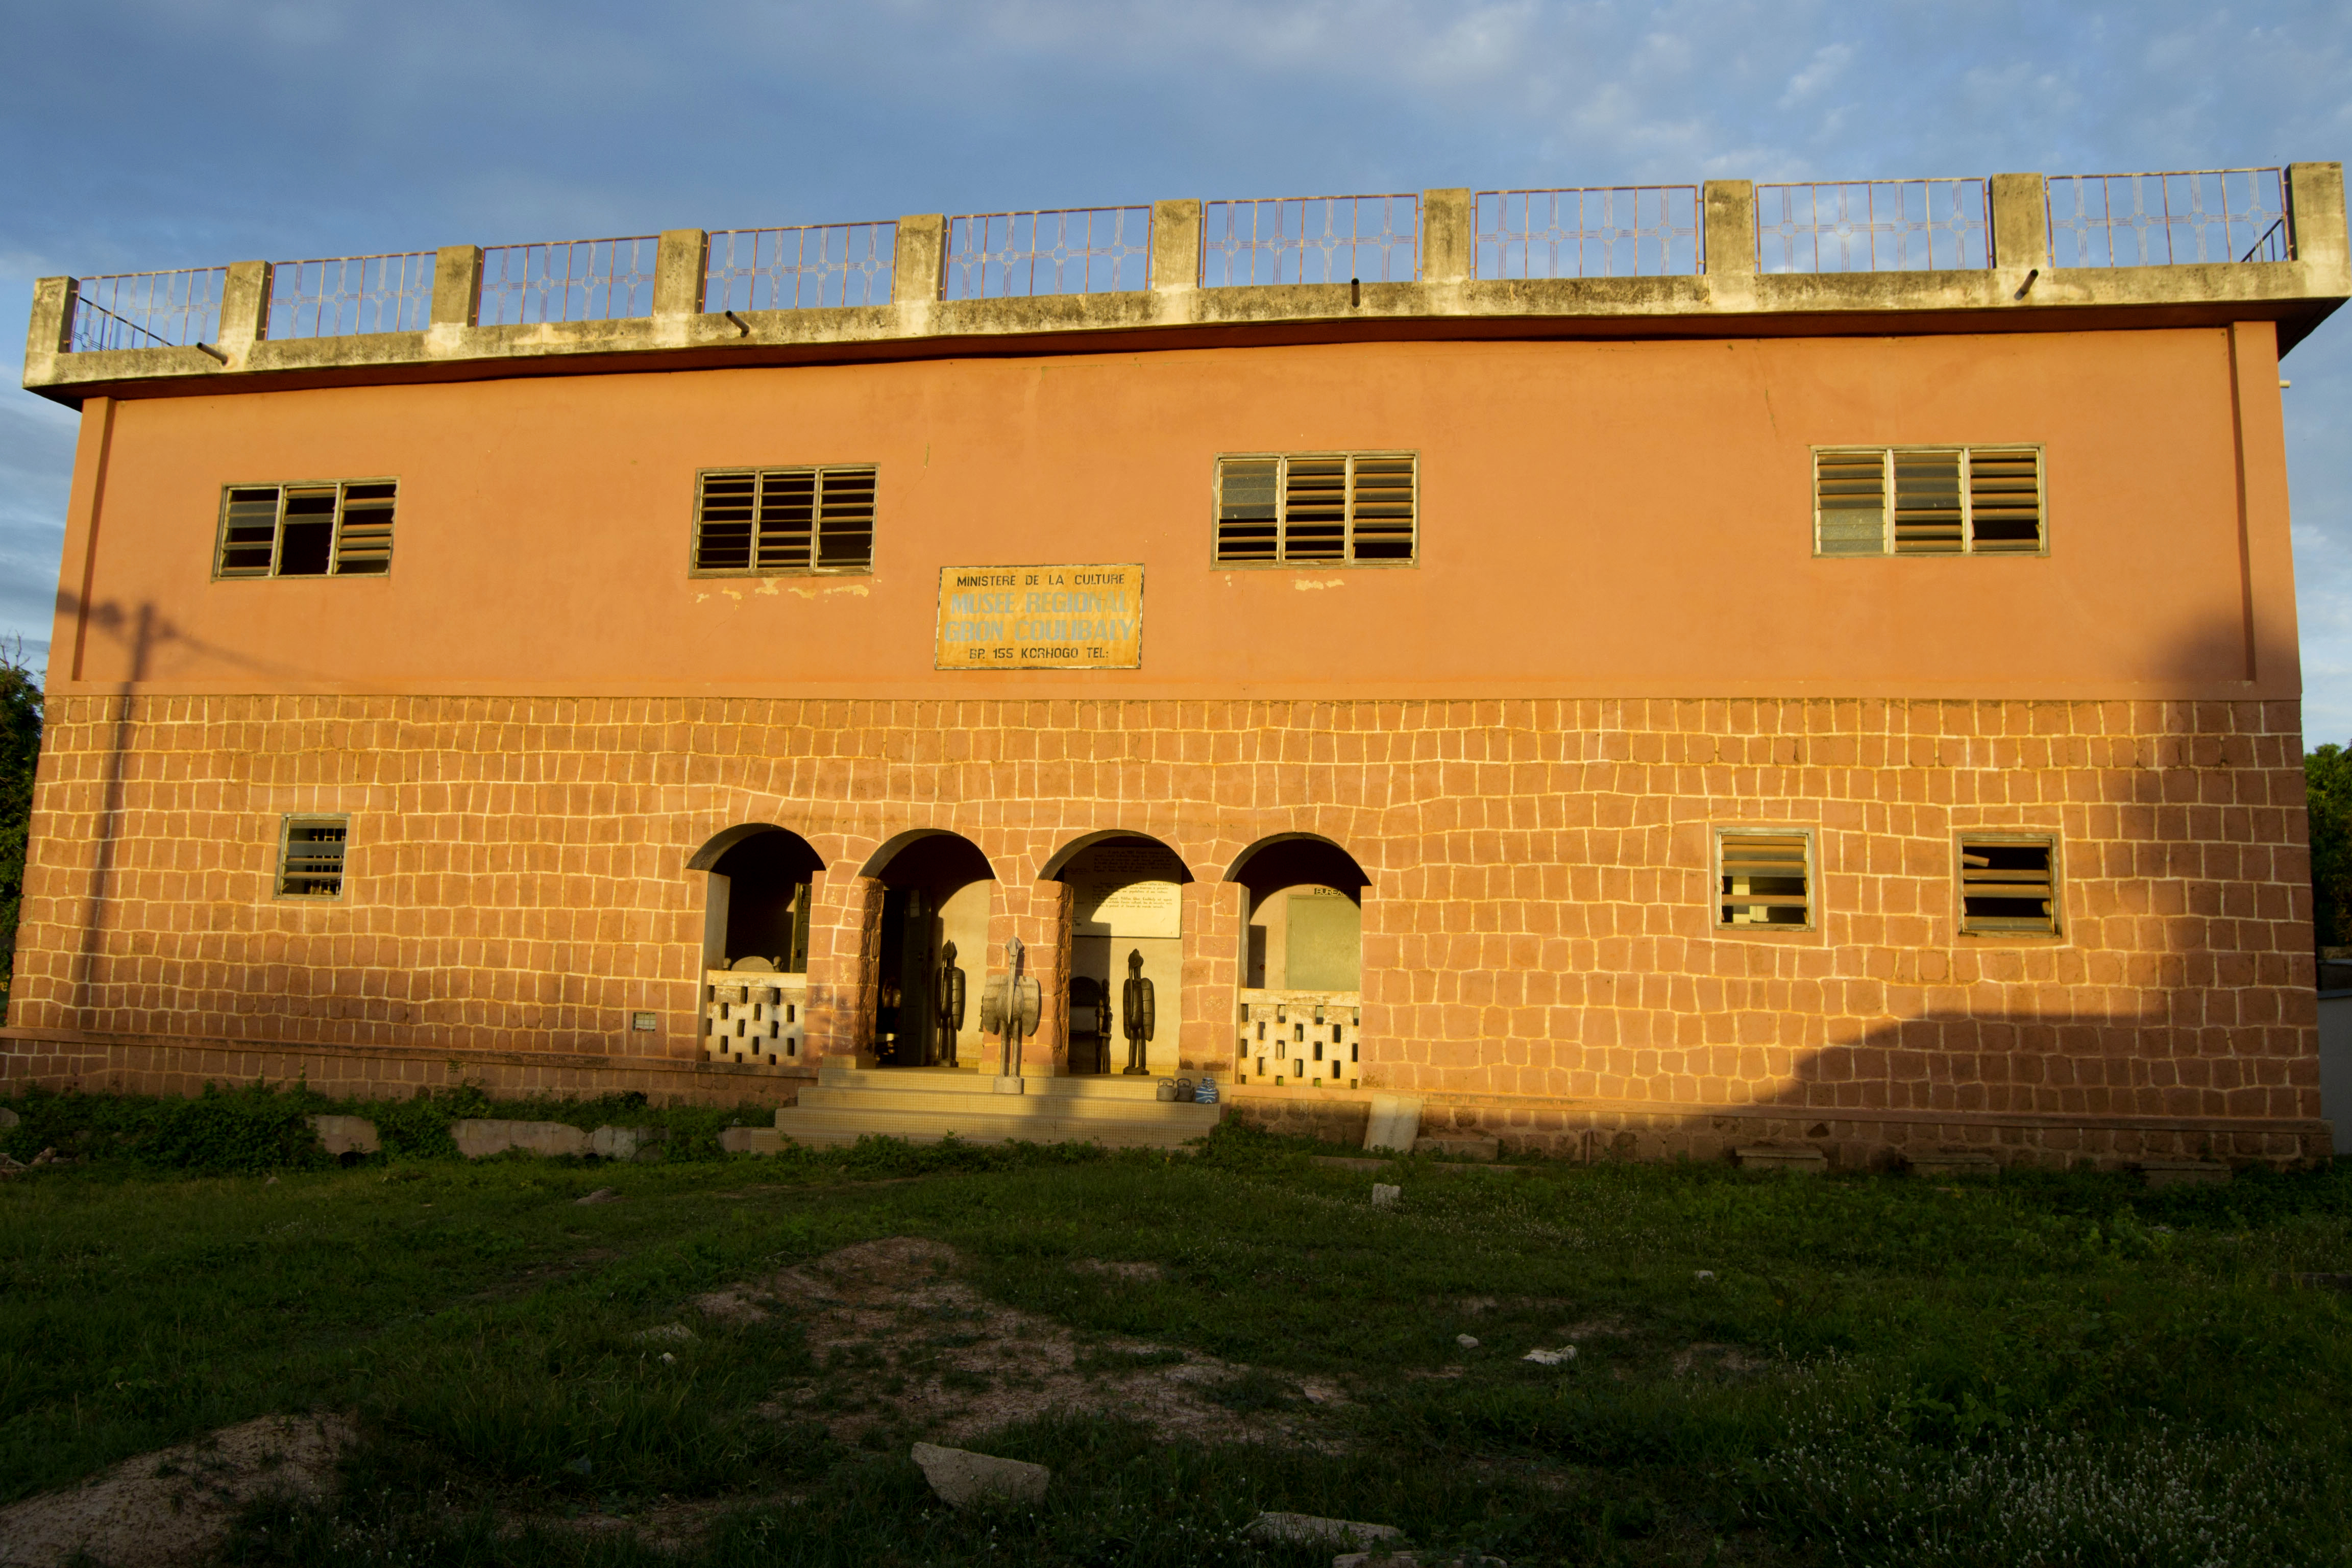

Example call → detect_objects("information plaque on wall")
935 563 1142 670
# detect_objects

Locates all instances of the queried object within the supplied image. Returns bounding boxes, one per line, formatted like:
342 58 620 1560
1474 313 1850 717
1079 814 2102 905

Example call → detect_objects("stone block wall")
0 692 2325 1160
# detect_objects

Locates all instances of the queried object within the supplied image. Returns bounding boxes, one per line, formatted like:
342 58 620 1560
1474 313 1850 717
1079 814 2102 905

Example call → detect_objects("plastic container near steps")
1195 1074 1219 1105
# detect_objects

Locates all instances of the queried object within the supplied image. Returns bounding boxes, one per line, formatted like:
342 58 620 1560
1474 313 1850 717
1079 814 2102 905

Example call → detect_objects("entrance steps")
764 1063 1221 1150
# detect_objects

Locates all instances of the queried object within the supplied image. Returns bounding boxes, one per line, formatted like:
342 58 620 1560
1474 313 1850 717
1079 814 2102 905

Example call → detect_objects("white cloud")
1779 42 1852 107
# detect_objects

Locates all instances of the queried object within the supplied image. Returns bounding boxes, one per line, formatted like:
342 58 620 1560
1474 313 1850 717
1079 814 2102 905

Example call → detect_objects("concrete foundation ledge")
2135 1159 2231 1188
1907 1151 2002 1177
1733 1145 1830 1173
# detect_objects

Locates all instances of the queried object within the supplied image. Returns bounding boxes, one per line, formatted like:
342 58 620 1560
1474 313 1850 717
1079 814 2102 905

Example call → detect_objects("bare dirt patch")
704 1236 1326 1447
1070 1258 1165 1283
0 1412 354 1568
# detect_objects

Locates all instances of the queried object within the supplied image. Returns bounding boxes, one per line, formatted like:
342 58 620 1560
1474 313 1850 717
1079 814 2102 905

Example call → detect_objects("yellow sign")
935 564 1142 670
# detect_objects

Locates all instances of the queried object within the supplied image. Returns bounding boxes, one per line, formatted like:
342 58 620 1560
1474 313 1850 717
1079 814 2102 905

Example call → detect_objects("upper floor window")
1214 452 1416 566
693 465 876 575
1814 446 2044 556
216 481 396 578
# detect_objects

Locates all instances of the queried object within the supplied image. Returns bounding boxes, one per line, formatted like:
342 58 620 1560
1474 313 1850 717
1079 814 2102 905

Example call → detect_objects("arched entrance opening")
861 831 995 1068
687 825 824 1067
1043 833 1192 1075
1228 835 1369 1089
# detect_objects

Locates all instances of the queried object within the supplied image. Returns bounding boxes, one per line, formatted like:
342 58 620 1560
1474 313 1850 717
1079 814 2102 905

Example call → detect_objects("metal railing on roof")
941 207 1151 299
2047 168 2292 266
477 236 660 326
1202 194 1419 286
68 267 227 351
706 222 896 312
50 163 2316 353
1757 179 1991 272
266 252 437 339
1474 186 1703 278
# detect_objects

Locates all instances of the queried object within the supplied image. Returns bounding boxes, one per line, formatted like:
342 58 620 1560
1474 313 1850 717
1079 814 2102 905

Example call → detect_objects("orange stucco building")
10 169 2348 1166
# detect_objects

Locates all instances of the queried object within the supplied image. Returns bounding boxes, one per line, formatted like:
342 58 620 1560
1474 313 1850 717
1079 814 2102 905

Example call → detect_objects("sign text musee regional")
935 564 1142 670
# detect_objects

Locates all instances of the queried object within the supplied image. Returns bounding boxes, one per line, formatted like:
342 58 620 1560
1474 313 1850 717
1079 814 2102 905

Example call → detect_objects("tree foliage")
0 646 40 1004
2305 742 2352 951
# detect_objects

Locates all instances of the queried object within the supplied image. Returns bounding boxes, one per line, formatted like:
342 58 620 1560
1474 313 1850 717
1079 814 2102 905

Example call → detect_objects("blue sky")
4 0 2349 736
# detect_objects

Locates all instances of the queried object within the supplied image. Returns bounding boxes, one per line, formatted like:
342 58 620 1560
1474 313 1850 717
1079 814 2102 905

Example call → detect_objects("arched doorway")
687 825 824 1067
1228 835 1369 1089
861 831 995 1068
1043 834 1193 1075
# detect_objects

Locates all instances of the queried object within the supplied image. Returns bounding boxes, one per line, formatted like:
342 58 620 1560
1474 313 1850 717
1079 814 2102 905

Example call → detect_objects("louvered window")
1214 452 1416 565
693 466 876 574
215 481 397 578
1717 829 1812 928
1958 837 2059 936
1813 447 2043 556
277 816 348 899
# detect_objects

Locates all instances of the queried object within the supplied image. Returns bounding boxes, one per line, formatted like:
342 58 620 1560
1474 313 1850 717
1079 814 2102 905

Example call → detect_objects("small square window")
277 816 348 899
1958 836 2059 937
1716 829 1812 928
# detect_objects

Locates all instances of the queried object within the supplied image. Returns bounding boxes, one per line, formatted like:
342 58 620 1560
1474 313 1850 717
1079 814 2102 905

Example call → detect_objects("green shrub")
132 1082 328 1174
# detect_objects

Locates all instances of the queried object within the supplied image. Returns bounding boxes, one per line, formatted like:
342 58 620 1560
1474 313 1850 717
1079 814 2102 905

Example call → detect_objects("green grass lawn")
1 1098 2348 1566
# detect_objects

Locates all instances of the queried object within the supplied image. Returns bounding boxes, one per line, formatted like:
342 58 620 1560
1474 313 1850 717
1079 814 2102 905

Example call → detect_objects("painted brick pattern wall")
1 693 2320 1154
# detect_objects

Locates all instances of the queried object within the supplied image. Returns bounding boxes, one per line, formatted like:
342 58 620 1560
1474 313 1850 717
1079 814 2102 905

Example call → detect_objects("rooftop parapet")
24 164 2347 405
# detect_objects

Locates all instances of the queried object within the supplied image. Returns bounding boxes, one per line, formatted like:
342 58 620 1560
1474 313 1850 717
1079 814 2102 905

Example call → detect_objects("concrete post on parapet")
430 246 483 338
1990 174 2049 303
1702 180 1758 308
24 277 75 381
653 229 708 346
1149 199 1200 323
215 261 270 365
2288 163 2348 285
654 229 708 317
893 214 946 331
1420 188 1473 292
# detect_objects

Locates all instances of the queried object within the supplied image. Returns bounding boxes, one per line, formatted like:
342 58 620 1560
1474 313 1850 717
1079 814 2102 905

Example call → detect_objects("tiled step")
795 1084 1217 1122
770 1103 1217 1149
816 1064 1198 1101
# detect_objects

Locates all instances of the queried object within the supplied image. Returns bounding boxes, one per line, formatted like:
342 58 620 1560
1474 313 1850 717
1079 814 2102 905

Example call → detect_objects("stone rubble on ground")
307 1115 380 1157
1694 1270 1716 1283
910 1441 1050 1506
575 1187 621 1205
1243 1512 1406 1550
1521 1346 1576 1366
634 1324 695 1343
1371 1183 1401 1208
1455 1334 1479 1349
0 1148 70 1179
452 1119 590 1159
1362 1095 1423 1155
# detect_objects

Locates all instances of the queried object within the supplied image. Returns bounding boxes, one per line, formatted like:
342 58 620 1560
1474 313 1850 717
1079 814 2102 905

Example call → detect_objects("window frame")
1954 831 2063 940
1211 450 1420 569
1713 826 1817 933
689 463 879 578
213 479 400 581
1810 444 2047 558
275 814 350 901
